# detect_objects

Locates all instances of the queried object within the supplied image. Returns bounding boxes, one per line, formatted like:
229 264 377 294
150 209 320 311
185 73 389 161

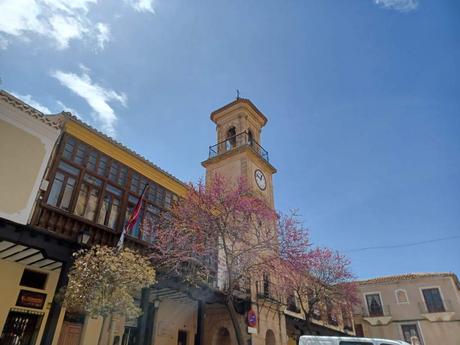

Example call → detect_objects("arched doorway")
213 327 231 345
265 329 276 345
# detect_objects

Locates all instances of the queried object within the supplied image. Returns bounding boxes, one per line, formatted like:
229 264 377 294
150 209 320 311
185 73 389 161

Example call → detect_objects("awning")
0 240 63 271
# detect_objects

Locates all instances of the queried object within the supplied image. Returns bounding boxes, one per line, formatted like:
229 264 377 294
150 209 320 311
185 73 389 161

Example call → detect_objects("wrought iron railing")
362 304 391 317
208 131 269 163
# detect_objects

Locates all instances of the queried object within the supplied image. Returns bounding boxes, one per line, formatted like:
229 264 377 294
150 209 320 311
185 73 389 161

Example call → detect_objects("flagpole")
117 183 149 251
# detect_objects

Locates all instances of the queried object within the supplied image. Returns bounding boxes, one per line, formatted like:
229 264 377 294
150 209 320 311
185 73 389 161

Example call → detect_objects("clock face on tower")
254 169 266 191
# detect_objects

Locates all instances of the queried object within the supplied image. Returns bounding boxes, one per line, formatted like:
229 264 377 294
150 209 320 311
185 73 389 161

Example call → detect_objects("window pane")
165 192 172 209
87 151 97 171
98 156 108 176
118 166 128 186
47 172 64 206
62 138 75 159
156 186 164 205
98 194 109 225
366 294 383 316
61 177 75 210
422 288 445 312
108 199 120 229
58 161 80 176
75 184 88 217
106 184 122 197
109 162 119 182
83 188 99 221
130 173 140 193
74 144 86 164
84 174 102 187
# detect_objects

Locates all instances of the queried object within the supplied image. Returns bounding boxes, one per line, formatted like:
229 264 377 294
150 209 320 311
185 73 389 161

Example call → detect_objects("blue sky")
1 0 459 279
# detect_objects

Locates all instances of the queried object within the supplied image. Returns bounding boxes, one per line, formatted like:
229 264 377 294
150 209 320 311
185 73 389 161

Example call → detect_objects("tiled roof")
0 90 188 189
210 97 268 125
357 272 460 289
0 90 61 129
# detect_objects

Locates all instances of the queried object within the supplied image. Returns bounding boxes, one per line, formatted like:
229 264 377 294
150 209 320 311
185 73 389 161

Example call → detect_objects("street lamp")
77 228 91 246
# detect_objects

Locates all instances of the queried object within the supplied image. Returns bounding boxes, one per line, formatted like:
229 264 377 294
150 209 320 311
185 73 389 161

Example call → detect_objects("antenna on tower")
236 89 240 100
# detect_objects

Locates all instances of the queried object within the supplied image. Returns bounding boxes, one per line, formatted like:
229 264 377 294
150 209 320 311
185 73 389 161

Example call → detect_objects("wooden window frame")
44 134 178 239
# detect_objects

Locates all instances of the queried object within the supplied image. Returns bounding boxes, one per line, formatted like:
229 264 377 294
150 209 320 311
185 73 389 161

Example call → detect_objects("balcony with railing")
31 202 147 251
255 280 282 304
208 131 269 163
361 305 392 326
418 299 455 322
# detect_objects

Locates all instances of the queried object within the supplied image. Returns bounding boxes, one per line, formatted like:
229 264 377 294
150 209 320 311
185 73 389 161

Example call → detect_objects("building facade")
354 273 460 345
1 91 354 345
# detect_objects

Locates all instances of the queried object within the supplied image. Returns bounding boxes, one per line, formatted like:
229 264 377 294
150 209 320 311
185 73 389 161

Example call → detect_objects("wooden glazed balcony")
31 202 146 251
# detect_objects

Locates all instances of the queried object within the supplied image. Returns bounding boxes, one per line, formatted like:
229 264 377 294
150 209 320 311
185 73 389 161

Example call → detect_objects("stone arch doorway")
265 329 276 345
213 327 231 345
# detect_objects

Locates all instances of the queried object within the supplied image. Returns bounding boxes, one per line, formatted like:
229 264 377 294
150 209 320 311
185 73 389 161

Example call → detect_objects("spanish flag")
117 183 149 250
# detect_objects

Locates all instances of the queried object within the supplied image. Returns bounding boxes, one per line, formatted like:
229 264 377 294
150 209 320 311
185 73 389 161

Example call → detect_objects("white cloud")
125 0 155 13
95 23 110 49
52 67 127 136
0 0 110 50
374 0 419 12
10 92 52 113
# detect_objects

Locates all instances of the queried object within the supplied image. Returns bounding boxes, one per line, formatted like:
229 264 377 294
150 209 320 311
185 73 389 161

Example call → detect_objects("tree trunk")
107 314 116 345
97 316 111 345
226 298 245 345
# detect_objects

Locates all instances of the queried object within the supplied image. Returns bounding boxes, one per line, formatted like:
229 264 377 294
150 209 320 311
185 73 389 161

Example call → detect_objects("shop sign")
16 290 47 309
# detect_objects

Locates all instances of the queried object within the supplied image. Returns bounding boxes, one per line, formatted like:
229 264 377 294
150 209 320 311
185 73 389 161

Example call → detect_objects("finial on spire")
236 89 240 100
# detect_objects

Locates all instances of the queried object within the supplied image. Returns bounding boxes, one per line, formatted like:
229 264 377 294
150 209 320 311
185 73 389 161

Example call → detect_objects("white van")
299 335 410 345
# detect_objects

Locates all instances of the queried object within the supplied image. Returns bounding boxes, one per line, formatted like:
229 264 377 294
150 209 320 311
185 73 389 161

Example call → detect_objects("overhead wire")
343 234 460 253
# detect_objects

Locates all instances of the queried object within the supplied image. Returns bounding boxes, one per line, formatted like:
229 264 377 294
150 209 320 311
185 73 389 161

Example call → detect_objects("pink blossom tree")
148 174 279 345
277 213 358 334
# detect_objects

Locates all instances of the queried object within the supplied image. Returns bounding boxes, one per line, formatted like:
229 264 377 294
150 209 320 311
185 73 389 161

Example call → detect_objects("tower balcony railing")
208 131 269 163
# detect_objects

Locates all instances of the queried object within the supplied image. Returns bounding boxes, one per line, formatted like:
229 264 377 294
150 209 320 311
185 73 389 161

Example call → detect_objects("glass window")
164 192 172 209
366 293 383 317
75 180 101 221
62 138 76 159
74 144 86 164
47 172 64 206
118 166 128 186
401 324 423 344
422 288 445 313
141 204 159 243
61 177 76 210
86 151 97 171
109 161 119 182
98 156 108 176
130 173 140 193
155 186 164 206
97 185 122 229
47 171 76 210
58 161 80 176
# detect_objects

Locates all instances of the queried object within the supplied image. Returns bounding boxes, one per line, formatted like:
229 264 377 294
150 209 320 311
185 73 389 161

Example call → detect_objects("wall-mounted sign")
247 309 257 327
16 290 47 309
247 327 257 334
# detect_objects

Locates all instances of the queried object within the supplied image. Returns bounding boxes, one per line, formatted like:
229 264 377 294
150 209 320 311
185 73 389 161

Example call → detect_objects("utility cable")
343 234 460 253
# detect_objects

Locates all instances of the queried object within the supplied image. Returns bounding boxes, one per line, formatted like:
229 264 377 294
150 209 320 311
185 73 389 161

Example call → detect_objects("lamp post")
77 228 91 246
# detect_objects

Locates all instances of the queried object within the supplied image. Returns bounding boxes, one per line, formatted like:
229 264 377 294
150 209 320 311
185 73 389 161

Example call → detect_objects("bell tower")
202 98 277 208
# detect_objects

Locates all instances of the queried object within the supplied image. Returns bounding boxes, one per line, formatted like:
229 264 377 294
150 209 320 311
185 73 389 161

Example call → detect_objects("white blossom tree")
63 245 156 345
